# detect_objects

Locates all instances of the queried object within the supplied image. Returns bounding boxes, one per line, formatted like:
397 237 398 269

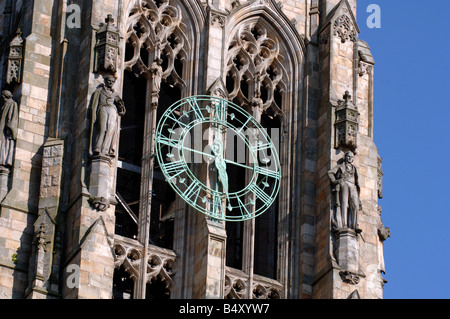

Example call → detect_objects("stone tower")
0 0 388 299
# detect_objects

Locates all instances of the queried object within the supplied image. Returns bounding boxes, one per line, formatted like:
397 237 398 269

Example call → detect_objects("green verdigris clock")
155 95 281 221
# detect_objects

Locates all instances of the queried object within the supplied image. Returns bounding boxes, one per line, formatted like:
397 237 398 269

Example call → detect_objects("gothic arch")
119 0 206 96
224 0 306 122
224 1 306 296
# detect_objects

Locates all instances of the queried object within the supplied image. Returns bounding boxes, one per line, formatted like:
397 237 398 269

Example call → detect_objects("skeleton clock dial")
155 95 281 221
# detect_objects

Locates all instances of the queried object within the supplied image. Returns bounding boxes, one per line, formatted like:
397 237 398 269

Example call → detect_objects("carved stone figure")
328 151 362 231
0 90 18 167
150 61 163 107
89 74 126 158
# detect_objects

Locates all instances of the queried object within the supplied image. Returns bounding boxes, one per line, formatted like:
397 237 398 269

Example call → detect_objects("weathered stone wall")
0 0 53 299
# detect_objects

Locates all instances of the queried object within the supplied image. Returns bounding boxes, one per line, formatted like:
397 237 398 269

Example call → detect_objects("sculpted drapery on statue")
328 151 362 232
89 74 126 158
0 90 18 167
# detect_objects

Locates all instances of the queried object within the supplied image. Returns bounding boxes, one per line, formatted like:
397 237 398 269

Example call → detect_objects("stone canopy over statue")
0 90 18 167
328 151 362 232
89 74 125 158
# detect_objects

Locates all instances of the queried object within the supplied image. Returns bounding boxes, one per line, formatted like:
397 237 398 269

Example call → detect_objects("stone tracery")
124 0 188 89
225 23 287 122
114 236 176 293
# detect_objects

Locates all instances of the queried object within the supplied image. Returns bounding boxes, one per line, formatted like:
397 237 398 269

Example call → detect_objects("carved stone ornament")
114 237 176 291
6 29 24 85
210 11 225 28
224 267 282 299
339 271 360 285
124 0 187 90
225 24 287 123
224 275 247 299
0 90 19 167
333 15 357 43
378 225 391 242
88 196 110 212
334 91 360 152
377 155 383 199
36 223 47 252
94 15 121 73
358 61 373 77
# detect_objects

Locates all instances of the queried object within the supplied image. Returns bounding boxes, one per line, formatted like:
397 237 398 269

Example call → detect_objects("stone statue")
0 90 18 167
150 61 163 107
328 151 362 231
89 74 125 158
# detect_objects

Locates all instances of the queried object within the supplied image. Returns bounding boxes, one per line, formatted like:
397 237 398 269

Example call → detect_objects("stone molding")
224 267 282 299
113 235 176 292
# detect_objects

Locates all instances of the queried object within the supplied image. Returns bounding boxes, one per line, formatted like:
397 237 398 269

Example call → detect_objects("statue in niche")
89 74 126 158
328 151 362 232
0 90 18 167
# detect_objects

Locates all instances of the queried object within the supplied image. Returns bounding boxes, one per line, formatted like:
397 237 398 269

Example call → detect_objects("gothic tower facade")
0 0 388 299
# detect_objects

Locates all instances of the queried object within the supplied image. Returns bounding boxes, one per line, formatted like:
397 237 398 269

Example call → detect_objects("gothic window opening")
224 22 287 284
113 265 135 299
149 81 181 249
115 70 146 239
145 277 171 299
253 114 280 279
225 109 248 269
115 4 192 299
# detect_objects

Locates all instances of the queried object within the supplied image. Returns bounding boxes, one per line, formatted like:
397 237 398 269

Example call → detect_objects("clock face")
155 95 281 221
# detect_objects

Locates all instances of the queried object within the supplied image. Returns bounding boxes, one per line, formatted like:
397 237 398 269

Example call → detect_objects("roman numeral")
183 180 202 202
249 184 271 205
251 141 272 152
236 195 253 219
255 166 279 180
211 193 225 218
166 113 189 129
164 160 186 176
158 135 182 150
214 100 226 121
187 98 205 121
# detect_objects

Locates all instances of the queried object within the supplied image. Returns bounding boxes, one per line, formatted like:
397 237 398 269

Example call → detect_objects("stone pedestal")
193 218 227 299
88 155 113 211
0 166 10 201
336 229 359 283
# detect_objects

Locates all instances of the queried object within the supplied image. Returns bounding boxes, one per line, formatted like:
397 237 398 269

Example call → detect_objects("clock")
155 95 281 221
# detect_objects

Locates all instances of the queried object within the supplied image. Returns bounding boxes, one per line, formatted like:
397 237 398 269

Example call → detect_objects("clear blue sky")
356 0 450 299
